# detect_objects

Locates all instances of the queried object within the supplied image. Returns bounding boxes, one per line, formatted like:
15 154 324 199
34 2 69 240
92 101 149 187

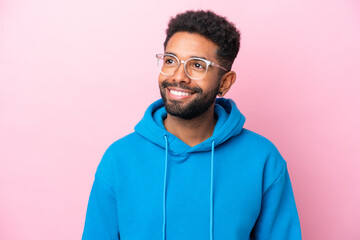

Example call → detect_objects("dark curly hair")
164 10 241 71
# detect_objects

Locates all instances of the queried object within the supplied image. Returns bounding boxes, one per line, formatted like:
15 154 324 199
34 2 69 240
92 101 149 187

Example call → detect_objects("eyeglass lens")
157 55 208 79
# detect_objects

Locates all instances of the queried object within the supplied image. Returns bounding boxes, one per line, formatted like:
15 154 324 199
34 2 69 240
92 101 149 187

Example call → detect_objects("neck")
163 105 217 147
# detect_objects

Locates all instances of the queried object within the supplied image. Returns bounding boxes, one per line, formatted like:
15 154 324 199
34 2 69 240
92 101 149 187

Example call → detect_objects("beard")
159 81 220 120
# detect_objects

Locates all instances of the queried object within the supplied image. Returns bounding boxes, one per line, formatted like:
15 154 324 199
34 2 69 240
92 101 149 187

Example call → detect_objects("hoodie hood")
134 98 246 155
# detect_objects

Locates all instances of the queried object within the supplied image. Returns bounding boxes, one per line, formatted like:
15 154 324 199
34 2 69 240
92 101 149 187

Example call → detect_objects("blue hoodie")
82 98 301 240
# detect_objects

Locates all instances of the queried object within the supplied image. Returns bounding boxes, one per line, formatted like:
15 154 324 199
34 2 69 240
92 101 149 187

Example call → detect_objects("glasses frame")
156 53 230 80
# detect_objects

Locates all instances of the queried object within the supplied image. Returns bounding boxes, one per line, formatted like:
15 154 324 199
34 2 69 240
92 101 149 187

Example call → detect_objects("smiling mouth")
169 89 194 96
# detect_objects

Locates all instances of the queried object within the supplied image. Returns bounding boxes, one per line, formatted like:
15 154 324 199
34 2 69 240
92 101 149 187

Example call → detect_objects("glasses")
156 53 229 80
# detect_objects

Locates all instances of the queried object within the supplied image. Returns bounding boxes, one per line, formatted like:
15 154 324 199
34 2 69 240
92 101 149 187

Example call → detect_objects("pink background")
1 0 359 239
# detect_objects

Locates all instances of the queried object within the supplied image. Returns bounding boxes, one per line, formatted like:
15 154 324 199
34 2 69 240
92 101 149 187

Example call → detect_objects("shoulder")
105 132 141 153
232 128 283 157
231 129 287 189
241 128 285 162
95 132 139 176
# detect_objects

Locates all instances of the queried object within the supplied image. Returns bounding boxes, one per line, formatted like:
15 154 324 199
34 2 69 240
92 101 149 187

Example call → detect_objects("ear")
218 71 236 97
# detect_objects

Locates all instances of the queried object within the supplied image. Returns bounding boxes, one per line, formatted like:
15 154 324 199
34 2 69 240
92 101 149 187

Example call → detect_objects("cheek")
158 74 167 85
158 76 164 87
201 77 220 91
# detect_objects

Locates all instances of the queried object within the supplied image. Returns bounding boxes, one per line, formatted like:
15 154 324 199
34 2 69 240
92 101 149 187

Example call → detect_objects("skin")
159 32 237 147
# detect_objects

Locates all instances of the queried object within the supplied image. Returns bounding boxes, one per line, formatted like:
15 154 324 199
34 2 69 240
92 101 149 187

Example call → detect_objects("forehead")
165 32 219 60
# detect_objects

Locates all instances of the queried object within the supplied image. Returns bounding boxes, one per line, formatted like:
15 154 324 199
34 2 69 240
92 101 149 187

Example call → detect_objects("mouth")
167 87 195 100
169 89 193 96
161 81 201 101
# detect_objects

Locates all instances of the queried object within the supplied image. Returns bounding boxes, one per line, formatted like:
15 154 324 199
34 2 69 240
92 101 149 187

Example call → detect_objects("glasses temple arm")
211 62 230 72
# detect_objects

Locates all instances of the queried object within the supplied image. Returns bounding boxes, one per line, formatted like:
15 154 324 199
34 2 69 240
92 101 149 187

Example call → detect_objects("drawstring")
162 135 169 240
162 136 215 240
210 140 215 240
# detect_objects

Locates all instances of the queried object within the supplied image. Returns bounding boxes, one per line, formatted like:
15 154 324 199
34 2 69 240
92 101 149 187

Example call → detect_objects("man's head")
164 10 240 71
159 10 240 120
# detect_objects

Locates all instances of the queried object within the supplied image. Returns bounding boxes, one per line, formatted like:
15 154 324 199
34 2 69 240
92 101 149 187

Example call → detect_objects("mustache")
161 81 203 94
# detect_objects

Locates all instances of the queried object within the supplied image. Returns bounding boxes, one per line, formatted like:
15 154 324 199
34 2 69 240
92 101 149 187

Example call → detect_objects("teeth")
170 90 192 96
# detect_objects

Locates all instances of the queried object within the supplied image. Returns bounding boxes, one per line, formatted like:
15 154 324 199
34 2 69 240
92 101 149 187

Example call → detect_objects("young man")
82 10 301 240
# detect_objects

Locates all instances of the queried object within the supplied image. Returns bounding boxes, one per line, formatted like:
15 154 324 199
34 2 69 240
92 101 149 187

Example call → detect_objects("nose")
172 61 191 84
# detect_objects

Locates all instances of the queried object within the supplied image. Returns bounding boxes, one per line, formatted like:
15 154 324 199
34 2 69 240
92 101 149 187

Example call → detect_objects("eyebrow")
165 51 209 61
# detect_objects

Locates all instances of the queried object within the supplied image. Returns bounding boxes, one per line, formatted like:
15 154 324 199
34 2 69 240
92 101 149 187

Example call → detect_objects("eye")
165 59 174 64
163 56 177 66
193 62 205 69
188 60 206 71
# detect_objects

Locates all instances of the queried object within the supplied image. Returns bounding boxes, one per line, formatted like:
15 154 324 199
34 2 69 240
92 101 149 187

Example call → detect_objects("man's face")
159 32 221 120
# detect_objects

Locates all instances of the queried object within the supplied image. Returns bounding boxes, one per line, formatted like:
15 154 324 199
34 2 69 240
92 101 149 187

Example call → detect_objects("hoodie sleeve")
82 147 120 240
252 164 301 240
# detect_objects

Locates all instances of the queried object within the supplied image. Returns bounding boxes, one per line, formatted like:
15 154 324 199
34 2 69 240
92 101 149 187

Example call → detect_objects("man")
82 10 301 240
